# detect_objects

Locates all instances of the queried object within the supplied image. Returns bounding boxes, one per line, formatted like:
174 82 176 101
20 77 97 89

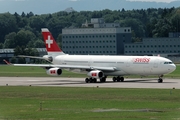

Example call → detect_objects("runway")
0 77 179 89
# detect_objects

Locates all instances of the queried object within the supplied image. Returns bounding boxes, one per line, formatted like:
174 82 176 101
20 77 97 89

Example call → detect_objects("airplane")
10 28 176 83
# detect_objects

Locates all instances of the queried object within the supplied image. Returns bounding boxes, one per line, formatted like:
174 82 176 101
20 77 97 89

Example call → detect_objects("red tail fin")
41 28 62 53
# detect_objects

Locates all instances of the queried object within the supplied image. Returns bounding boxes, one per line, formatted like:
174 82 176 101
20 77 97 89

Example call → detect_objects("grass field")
0 87 180 120
0 64 180 78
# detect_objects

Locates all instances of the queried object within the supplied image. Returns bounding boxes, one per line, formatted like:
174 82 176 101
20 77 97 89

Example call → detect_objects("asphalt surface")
0 77 179 89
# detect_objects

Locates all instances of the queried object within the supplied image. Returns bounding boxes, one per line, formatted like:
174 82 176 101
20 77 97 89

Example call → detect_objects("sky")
0 0 180 14
127 0 177 3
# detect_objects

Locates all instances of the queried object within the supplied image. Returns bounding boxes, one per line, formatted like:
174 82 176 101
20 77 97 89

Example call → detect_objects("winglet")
3 59 12 65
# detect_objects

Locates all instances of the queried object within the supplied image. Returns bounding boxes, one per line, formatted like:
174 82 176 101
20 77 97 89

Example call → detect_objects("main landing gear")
85 76 125 83
85 76 107 83
112 76 124 82
85 78 97 83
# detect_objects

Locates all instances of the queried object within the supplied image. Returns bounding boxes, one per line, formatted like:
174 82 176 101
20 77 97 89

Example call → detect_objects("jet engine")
46 68 62 76
87 70 104 79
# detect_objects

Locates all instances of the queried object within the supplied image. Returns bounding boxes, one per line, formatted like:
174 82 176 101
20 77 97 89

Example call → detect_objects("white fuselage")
53 55 176 76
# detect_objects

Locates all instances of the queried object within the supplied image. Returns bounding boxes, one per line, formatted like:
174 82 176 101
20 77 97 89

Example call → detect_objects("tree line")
0 7 180 50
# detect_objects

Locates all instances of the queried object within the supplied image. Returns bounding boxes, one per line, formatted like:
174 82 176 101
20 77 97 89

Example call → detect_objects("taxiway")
0 77 179 89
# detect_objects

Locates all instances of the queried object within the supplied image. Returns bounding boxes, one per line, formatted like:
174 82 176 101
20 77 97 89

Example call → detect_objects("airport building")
124 33 180 56
62 18 132 55
62 18 180 59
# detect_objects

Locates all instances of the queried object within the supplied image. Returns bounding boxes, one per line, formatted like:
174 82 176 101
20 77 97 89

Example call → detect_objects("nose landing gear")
158 75 163 83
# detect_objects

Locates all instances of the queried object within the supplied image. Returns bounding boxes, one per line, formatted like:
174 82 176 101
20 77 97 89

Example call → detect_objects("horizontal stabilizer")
17 55 52 63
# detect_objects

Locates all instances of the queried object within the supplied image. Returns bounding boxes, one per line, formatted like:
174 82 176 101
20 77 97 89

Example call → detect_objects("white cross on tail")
46 35 53 48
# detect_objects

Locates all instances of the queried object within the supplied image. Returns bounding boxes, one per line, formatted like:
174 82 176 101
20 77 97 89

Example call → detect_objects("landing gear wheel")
158 75 163 83
117 77 121 82
158 78 163 83
85 78 89 83
91 78 97 83
85 78 97 83
120 77 124 82
94 78 97 83
100 77 106 83
112 76 124 82
113 77 117 82
90 78 93 83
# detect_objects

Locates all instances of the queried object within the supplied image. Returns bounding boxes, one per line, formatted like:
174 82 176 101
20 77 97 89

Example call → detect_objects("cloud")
127 0 178 3
0 0 28 1
15 0 25 1
14 0 29 1
69 0 80 1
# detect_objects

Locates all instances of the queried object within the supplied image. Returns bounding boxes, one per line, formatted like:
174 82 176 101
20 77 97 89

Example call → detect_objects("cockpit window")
164 62 173 64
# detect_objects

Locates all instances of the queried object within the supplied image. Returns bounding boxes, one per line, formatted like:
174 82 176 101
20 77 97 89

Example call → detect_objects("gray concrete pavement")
0 77 179 89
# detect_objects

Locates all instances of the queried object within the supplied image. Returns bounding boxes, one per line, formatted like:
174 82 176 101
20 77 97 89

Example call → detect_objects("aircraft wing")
13 64 116 71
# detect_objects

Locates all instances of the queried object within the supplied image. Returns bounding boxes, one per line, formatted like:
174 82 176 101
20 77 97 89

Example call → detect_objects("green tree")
170 9 180 32
25 47 39 56
3 32 16 48
27 12 34 18
29 16 46 31
14 46 26 63
21 12 26 17
14 30 36 47
18 17 29 28
0 13 18 43
14 46 25 56
10 57 17 63
0 43 3 49
47 17 70 38
34 39 45 48
152 18 173 37
18 57 26 64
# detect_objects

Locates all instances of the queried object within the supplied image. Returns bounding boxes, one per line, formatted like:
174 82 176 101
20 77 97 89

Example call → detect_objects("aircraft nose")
169 64 176 72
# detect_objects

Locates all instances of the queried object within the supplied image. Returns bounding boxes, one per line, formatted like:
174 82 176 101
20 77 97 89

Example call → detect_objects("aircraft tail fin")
41 28 65 56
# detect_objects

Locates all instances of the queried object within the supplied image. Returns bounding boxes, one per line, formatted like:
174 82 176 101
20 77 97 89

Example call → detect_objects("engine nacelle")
46 68 62 76
87 70 104 79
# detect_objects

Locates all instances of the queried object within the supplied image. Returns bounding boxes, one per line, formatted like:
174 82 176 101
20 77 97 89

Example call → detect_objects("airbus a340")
9 28 176 83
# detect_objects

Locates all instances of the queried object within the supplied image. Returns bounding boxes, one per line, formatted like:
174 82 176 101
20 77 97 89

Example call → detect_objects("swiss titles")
133 58 150 63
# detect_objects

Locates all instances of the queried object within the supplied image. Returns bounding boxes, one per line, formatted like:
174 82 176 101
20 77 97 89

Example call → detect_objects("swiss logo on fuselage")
46 35 53 48
133 57 150 63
